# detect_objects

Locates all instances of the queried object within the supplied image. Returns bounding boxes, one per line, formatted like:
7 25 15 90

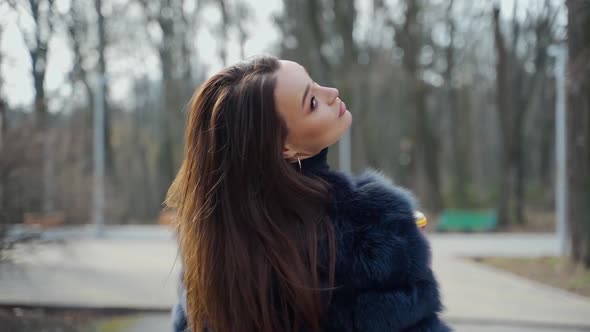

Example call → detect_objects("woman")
167 55 451 332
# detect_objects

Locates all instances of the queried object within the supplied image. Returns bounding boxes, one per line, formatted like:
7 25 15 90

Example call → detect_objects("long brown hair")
166 56 336 332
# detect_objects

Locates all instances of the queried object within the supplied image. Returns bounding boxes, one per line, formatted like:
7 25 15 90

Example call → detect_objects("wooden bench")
158 210 177 227
23 212 65 229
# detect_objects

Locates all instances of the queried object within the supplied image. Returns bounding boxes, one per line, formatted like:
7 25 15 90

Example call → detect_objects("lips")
339 100 346 117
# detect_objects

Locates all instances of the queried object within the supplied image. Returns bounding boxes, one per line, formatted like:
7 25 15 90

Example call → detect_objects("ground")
1 226 590 332
474 256 590 297
0 307 102 332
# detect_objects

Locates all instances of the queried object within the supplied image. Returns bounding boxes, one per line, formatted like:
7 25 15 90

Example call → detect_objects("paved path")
429 234 590 329
1 227 589 330
0 236 180 310
435 256 590 328
430 232 559 257
430 233 589 329
88 313 590 332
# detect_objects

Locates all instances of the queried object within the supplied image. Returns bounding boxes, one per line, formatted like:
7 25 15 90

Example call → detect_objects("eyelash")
310 96 317 111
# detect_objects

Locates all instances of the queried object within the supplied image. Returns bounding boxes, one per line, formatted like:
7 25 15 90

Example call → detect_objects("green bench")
436 209 498 232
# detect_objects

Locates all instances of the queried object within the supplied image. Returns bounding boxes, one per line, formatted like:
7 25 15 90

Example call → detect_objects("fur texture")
173 149 451 332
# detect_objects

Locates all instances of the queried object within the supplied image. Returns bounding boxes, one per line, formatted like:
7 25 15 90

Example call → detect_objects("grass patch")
0 308 157 332
92 316 136 331
473 256 590 297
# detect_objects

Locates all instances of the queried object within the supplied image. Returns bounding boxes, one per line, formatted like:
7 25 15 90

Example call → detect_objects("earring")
297 156 302 172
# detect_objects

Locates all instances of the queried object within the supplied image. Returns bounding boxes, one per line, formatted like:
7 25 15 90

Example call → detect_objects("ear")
282 145 297 161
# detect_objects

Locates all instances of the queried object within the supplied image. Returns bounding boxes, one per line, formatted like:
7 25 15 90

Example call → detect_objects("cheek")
297 115 335 143
302 120 325 137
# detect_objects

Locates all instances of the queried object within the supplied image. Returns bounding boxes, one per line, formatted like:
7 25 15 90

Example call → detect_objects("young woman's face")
274 60 352 161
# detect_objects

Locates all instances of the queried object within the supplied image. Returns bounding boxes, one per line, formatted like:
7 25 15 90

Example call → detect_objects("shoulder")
323 169 448 330
325 168 431 289
353 169 417 217
327 168 417 229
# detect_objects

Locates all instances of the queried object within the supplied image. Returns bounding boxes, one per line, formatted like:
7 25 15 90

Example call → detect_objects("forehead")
274 60 309 108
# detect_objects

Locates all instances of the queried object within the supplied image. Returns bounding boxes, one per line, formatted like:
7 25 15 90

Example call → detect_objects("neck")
301 148 330 174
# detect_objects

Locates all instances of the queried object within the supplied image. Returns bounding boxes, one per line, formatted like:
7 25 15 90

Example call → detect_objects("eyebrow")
301 83 311 109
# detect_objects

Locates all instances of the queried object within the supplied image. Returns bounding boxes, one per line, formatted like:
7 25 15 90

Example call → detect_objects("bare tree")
138 0 201 203
392 0 443 212
180 0 202 81
444 0 472 207
215 0 229 66
275 0 331 84
331 0 363 169
493 4 519 227
65 2 94 112
234 1 253 60
8 0 57 214
0 22 5 233
9 0 55 128
0 22 5 149
566 0 590 266
94 0 115 178
0 0 565 227
493 2 557 226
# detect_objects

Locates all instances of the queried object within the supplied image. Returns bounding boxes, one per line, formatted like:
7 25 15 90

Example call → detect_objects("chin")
332 130 351 146
343 111 353 128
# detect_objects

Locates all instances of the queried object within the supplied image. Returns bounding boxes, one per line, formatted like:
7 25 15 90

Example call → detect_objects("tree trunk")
216 0 229 66
493 5 516 227
66 1 94 120
394 0 443 211
27 0 50 124
349 66 367 171
332 0 362 170
306 0 331 84
0 25 4 147
539 82 555 188
23 0 56 214
95 0 114 179
394 0 420 188
445 0 471 207
566 0 590 267
416 81 443 212
139 0 187 204
157 47 178 204
448 91 470 205
0 99 5 221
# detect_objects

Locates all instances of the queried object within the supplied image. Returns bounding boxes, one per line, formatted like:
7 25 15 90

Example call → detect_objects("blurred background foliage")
0 0 588 265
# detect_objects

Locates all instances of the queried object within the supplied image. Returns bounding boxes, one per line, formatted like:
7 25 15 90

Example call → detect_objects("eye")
310 96 317 111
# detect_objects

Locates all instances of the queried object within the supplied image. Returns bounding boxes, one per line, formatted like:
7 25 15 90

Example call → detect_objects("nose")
326 87 339 105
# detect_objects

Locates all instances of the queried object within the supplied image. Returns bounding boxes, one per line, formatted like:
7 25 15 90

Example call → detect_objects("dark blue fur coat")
172 148 451 332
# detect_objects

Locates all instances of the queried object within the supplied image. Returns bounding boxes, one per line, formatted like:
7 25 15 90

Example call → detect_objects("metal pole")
550 45 568 256
0 109 3 150
339 74 359 174
0 108 3 214
93 74 105 237
339 131 352 173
